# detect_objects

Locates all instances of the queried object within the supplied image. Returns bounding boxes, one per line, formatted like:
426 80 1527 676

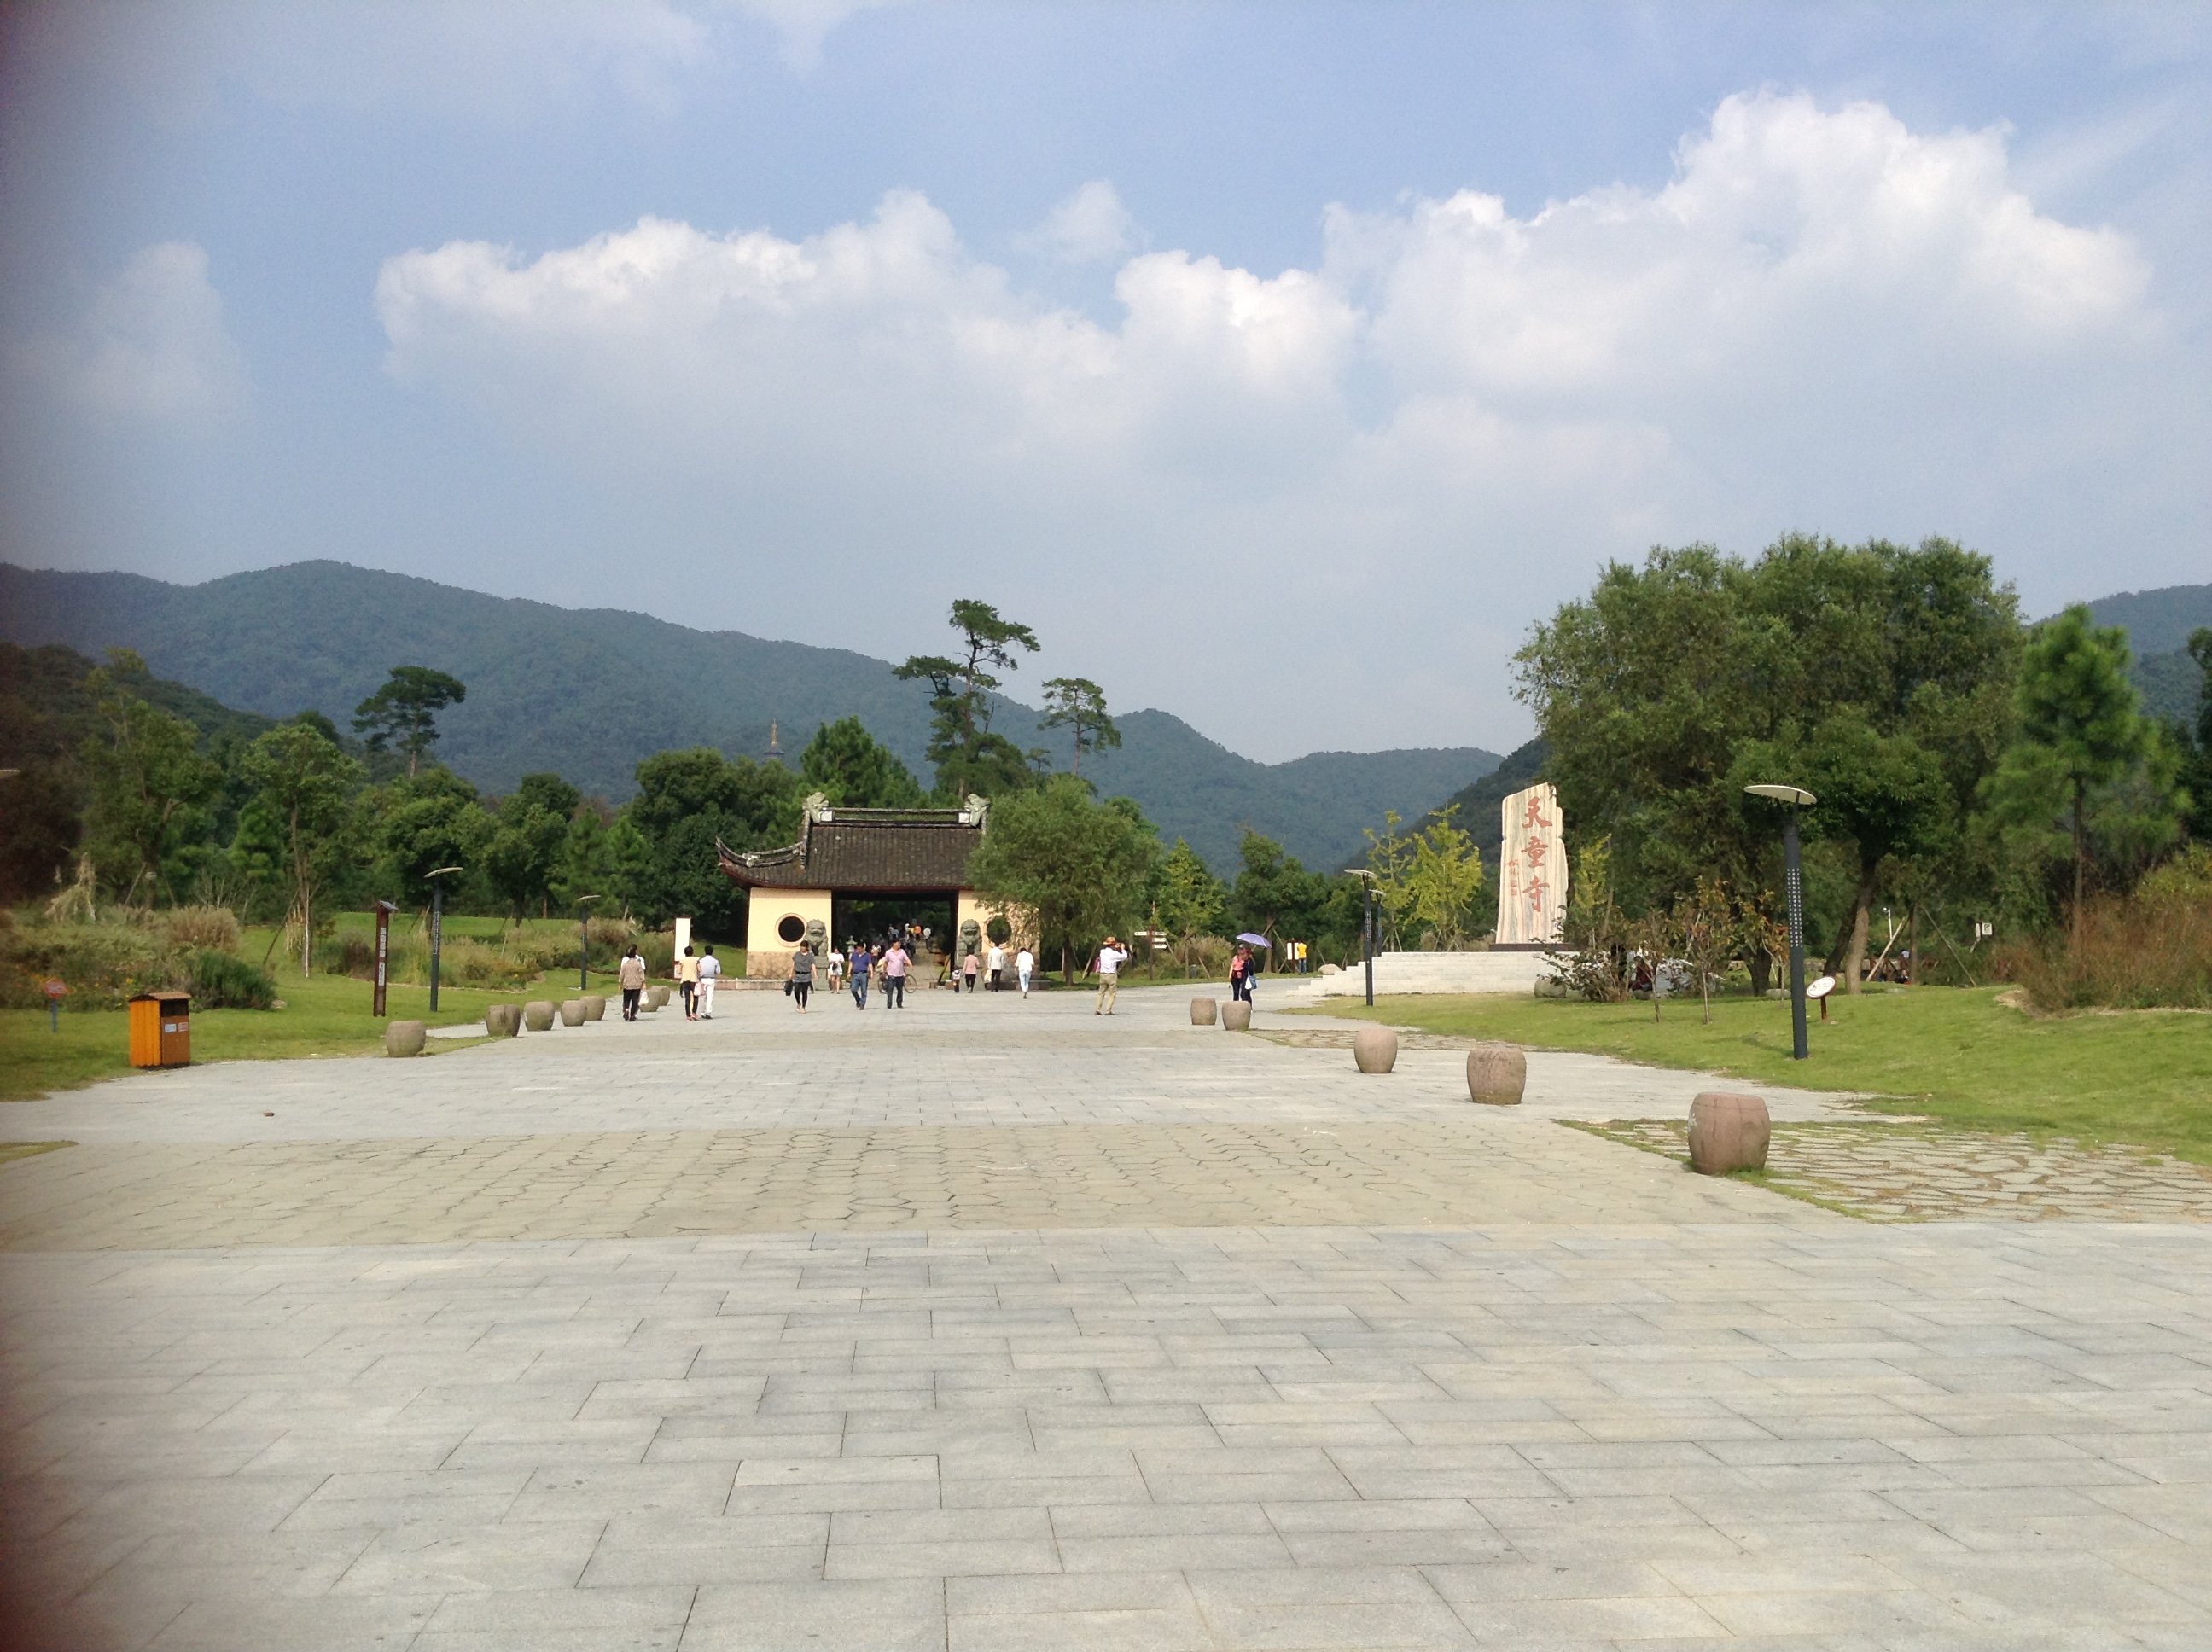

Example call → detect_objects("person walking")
789 942 815 1010
1016 945 1033 999
962 948 981 995
883 939 908 1009
677 945 700 1020
1093 935 1129 1015
986 941 1005 992
1229 945 1249 1003
696 945 721 1019
825 946 845 996
617 944 647 1021
848 941 873 1009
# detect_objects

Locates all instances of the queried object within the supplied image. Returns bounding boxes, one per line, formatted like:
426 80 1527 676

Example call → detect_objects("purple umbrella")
1235 933 1272 948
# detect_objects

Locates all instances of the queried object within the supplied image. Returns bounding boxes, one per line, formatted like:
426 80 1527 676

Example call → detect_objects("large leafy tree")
1040 677 1121 777
1516 536 2021 957
485 773 581 922
623 747 804 932
1986 606 2181 938
895 599 1040 800
78 650 223 905
353 666 467 776
1229 833 1339 963
241 720 364 976
1152 838 1226 967
367 766 495 908
800 717 926 808
965 777 1158 980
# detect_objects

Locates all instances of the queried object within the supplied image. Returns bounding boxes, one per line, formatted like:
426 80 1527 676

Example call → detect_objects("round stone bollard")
487 1004 521 1038
384 1019 426 1057
581 994 608 1022
1190 998 1218 1026
522 1000 556 1032
1465 1043 1526 1106
647 985 670 1011
1221 1001 1252 1032
1353 1026 1399 1074
1687 1091 1771 1175
559 999 585 1027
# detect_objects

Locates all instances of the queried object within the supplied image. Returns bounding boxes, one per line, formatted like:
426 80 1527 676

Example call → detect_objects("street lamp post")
576 895 601 992
1745 784 1817 1061
1345 869 1378 1008
425 867 463 1012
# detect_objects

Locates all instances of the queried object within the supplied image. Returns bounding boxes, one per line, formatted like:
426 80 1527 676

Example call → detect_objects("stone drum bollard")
1353 1026 1399 1073
1464 1043 1526 1106
384 1020 426 1058
559 999 585 1027
522 1001 556 1032
1190 998 1218 1025
1687 1091 1771 1175
1221 1001 1252 1032
581 994 608 1022
647 985 669 1011
489 1004 521 1038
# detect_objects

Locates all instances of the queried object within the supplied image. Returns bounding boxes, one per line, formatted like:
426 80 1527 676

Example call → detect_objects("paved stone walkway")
3 984 2209 1649
1577 1120 2212 1224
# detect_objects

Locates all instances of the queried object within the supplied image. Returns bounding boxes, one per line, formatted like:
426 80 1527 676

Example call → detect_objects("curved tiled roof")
718 803 986 893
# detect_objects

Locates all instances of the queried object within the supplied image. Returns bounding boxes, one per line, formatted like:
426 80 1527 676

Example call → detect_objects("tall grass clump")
2000 847 2212 1011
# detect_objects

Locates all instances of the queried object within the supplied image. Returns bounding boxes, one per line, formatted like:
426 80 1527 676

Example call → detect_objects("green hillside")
2082 582 2210 727
0 562 1498 874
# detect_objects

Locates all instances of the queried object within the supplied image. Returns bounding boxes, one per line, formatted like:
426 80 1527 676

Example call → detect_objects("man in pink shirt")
882 940 909 1009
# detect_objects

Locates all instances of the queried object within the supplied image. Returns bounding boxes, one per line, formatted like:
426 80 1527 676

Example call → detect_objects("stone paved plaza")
3 982 2210 1649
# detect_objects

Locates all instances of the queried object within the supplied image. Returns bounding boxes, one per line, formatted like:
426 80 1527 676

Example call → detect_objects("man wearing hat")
1092 935 1130 1015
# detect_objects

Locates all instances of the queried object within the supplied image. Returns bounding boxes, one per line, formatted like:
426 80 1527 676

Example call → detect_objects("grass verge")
1305 987 2212 1166
0 968 512 1104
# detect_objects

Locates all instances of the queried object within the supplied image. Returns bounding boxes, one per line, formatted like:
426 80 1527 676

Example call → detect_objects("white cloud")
26 241 248 422
373 91 2196 759
1016 180 1136 264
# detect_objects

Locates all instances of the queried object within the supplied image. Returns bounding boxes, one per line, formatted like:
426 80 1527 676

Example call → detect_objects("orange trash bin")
128 991 192 1068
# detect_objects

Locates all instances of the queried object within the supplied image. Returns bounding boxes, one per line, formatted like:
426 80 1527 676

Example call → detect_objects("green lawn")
0 968 511 1105
1312 987 2212 1164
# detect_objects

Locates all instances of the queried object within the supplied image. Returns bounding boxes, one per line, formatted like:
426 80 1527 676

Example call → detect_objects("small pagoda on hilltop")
718 793 1027 978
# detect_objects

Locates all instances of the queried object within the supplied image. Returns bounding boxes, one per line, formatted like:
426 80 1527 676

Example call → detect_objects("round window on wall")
777 915 806 944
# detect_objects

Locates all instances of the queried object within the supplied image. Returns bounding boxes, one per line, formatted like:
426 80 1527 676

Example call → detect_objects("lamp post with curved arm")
1745 784 1817 1060
425 867 463 1012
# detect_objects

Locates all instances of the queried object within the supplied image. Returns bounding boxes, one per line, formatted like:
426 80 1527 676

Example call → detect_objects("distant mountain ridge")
2079 583 2210 727
0 561 1499 875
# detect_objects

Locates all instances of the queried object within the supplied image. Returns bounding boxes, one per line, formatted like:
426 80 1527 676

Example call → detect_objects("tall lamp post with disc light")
424 866 463 1013
1744 783 1817 1060
1343 868 1379 1008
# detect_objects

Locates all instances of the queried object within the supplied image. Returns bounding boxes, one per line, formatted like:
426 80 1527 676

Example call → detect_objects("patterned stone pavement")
1574 1120 2212 1224
2 983 2209 1650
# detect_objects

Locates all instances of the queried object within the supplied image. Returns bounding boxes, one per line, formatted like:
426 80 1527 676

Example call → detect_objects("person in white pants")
696 945 721 1019
1016 947 1034 998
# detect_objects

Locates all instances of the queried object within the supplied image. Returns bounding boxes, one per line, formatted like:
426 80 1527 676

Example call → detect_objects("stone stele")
1465 1043 1526 1105
1687 1091 1771 1174
1353 1026 1399 1074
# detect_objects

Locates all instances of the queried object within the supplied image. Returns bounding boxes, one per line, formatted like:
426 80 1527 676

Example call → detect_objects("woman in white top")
1015 947 1034 998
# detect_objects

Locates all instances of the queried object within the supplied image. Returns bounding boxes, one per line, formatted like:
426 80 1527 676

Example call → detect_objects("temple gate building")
718 793 1028 979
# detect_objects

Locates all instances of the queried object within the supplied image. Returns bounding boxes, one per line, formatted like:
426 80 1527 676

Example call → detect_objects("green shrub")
189 948 276 1009
0 918 177 1009
163 905 242 953
2000 856 2212 1011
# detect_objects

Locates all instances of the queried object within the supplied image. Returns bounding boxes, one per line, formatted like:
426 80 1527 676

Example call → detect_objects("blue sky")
3 2 2206 760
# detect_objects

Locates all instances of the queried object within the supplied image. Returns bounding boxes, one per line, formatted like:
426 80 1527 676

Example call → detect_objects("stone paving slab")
0 1118 1832 1251
3 1224 2210 1649
1578 1120 2212 1224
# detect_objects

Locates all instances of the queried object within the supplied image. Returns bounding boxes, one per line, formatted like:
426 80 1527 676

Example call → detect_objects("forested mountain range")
0 561 1496 875
2082 584 2212 726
